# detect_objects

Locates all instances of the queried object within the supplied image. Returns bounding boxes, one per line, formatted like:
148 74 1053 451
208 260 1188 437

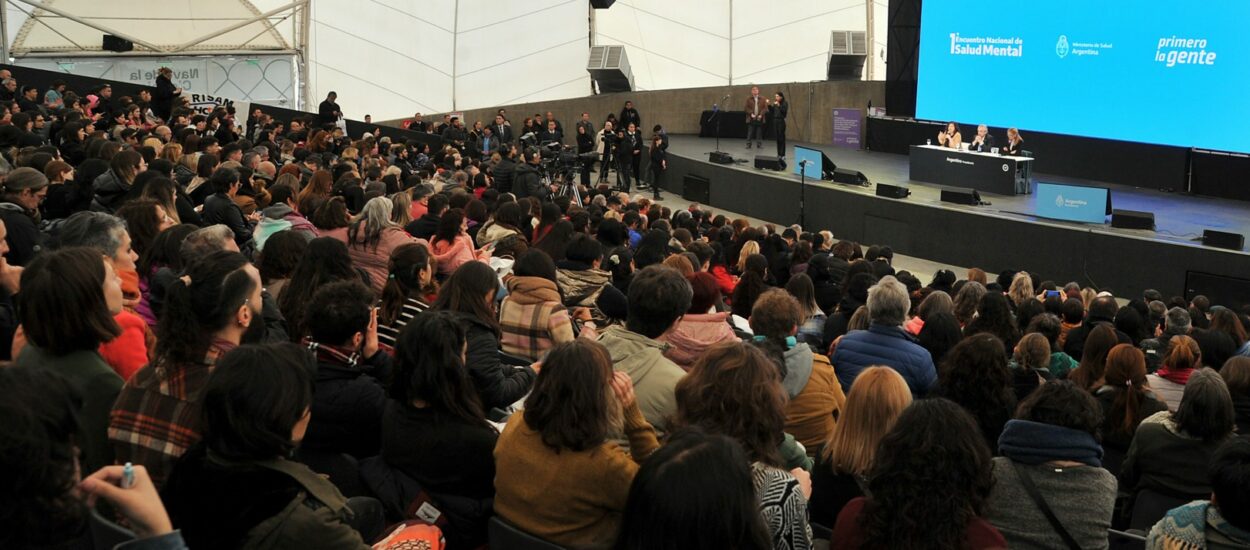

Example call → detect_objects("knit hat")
4 167 49 193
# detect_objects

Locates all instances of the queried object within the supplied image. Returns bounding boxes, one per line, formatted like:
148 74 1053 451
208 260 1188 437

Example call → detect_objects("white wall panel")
592 0 729 91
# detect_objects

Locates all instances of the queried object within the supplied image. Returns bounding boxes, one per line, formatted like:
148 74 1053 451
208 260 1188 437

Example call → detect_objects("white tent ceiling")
8 0 295 54
1 0 885 120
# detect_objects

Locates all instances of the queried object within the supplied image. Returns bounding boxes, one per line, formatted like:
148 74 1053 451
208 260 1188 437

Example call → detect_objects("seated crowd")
0 70 1249 550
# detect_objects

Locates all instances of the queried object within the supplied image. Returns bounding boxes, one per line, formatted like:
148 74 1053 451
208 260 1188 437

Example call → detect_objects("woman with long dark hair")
494 340 657 548
383 311 496 548
614 428 772 550
730 253 770 321
1096 344 1167 474
832 398 1004 549
431 208 487 277
917 311 963 366
278 237 362 341
376 242 436 349
435 260 535 410
91 149 146 213
1069 324 1120 392
964 291 1021 351
477 200 526 249
938 333 1018 450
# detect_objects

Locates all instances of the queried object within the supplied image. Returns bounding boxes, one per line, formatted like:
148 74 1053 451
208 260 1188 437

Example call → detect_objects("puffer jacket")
462 313 537 411
90 170 130 213
254 203 318 250
556 262 627 325
659 312 738 369
830 323 937 397
476 222 524 248
781 344 845 452
302 343 392 459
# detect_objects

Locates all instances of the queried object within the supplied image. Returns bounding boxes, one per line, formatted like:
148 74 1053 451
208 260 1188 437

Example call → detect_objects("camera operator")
597 120 617 185
513 146 553 201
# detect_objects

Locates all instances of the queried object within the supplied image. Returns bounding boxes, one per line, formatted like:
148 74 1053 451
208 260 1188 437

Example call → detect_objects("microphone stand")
798 159 809 229
709 93 730 155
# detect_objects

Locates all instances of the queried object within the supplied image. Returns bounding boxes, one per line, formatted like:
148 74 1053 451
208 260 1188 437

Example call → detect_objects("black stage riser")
664 152 1250 301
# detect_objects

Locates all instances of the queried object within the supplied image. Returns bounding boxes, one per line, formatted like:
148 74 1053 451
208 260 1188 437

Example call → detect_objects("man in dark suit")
619 101 641 131
538 120 563 145
968 124 996 152
493 113 514 144
409 112 428 132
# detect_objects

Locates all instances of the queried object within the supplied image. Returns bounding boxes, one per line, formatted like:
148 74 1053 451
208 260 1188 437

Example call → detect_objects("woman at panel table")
936 121 962 149
1003 128 1025 156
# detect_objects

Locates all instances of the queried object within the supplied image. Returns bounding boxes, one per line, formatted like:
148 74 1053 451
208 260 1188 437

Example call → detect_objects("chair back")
90 508 135 549
488 516 567 550
1108 528 1147 550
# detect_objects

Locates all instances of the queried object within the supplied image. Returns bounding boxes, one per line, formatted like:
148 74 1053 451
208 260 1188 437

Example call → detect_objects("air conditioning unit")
588 45 634 93
828 30 868 80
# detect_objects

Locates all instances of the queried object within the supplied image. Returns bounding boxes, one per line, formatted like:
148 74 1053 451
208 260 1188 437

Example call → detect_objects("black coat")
153 74 178 120
492 157 517 194
1190 327 1236 369
512 162 547 201
201 192 253 249
0 203 43 266
404 213 441 241
317 100 340 126
90 170 131 213
1062 318 1131 361
619 107 641 130
461 314 536 411
303 350 392 459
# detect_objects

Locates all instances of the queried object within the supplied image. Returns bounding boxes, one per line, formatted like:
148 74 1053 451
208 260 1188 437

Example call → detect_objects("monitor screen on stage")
1034 182 1111 224
915 0 1250 153
794 146 823 179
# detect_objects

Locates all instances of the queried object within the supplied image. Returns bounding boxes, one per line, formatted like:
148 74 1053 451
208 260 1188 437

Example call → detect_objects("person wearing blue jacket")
830 275 937 397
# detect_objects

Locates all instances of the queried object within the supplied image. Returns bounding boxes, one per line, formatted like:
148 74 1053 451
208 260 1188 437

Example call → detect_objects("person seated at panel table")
968 124 996 153
1002 127 1024 156
936 121 962 149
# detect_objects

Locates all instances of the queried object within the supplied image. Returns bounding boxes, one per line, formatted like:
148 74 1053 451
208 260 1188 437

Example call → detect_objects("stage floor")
666 135 1250 252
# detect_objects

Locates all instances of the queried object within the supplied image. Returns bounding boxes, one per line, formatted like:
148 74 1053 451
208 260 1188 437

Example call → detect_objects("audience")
162 342 379 548
109 250 261 487
597 265 691 432
301 280 390 459
613 428 772 550
383 310 496 548
6 73 1250 549
674 341 814 548
749 288 845 452
832 398 1005 549
1147 437 1250 549
435 260 535 411
810 366 911 528
1147 334 1202 411
1097 344 1169 474
494 340 657 548
1120 368 1236 510
830 275 937 396
987 381 1116 548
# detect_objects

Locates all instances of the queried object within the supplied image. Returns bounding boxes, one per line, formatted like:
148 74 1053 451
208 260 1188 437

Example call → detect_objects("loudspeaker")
754 155 783 170
1202 229 1244 250
103 34 134 53
709 151 734 165
832 168 867 185
1110 209 1155 230
940 187 981 206
590 0 616 8
876 183 910 199
682 174 710 204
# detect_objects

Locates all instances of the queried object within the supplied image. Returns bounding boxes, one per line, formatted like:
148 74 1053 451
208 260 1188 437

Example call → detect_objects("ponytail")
155 251 254 364
1164 334 1201 371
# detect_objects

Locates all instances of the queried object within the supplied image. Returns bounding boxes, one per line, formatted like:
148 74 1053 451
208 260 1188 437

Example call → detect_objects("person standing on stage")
1003 128 1024 156
745 86 766 150
969 124 995 153
770 91 789 158
937 121 962 149
619 101 641 132
598 120 617 185
648 134 667 201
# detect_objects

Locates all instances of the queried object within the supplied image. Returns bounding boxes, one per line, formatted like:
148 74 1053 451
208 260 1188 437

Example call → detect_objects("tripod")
553 165 585 207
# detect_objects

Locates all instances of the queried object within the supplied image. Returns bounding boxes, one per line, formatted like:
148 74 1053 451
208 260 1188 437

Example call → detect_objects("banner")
832 109 862 149
1034 182 1111 224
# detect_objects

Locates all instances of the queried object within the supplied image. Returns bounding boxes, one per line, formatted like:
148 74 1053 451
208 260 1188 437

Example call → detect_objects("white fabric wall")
593 0 886 91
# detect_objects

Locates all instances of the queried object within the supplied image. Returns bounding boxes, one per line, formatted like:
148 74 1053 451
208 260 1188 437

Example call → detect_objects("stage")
657 134 1250 305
